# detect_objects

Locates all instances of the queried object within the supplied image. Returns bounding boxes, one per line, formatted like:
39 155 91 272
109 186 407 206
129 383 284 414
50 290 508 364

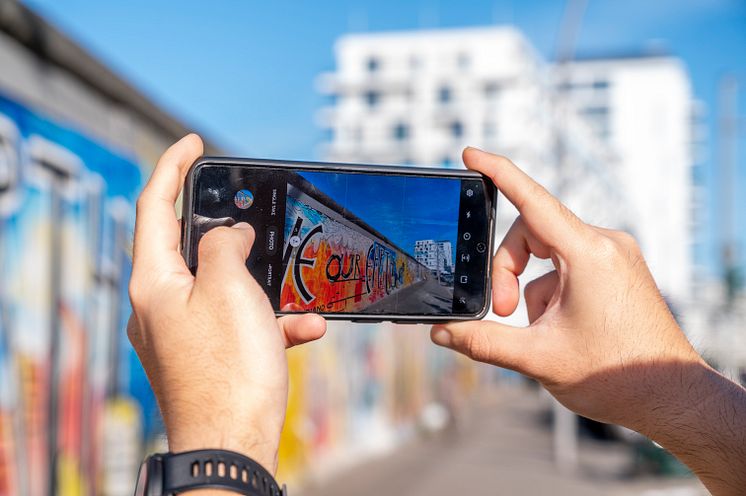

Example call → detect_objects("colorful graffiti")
0 90 146 496
280 184 429 313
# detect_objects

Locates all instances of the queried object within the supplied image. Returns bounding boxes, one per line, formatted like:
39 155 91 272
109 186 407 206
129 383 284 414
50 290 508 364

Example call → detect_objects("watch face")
134 460 149 496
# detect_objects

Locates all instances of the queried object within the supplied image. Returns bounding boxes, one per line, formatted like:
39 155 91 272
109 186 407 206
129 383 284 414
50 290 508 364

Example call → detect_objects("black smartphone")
181 157 497 323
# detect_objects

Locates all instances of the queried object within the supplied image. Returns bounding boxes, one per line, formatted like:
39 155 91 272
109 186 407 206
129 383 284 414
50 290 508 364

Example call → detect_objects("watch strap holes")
161 450 284 495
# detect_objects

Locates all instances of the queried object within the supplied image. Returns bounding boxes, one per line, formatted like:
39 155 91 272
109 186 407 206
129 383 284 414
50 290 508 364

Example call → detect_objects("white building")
556 55 696 309
414 239 453 276
317 27 634 325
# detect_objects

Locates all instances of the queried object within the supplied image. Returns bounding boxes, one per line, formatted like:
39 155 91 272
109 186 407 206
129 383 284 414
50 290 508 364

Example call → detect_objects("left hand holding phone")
127 134 327 475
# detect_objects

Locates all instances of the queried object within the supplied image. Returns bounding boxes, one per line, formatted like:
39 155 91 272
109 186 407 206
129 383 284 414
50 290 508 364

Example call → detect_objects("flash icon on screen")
466 211 471 219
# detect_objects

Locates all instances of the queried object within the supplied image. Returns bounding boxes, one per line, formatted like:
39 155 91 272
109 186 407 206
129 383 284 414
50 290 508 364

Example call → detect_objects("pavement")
300 383 708 496
366 277 453 314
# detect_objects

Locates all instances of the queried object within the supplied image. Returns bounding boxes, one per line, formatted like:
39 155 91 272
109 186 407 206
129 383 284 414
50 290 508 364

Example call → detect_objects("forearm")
636 361 746 495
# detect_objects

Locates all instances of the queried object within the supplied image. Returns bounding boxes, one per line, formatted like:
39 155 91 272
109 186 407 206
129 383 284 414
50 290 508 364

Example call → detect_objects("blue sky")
299 171 460 261
22 0 746 277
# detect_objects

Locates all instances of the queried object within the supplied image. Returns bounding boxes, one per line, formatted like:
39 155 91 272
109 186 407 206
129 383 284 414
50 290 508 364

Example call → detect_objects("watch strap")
160 449 286 496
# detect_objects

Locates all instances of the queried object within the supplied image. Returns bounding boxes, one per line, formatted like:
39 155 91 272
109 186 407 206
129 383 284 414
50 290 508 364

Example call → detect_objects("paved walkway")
301 384 707 496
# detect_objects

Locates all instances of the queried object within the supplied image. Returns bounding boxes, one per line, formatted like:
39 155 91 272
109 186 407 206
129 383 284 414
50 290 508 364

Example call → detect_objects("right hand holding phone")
430 147 705 433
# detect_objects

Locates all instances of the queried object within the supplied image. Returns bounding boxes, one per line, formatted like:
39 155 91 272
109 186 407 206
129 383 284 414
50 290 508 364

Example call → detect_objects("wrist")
630 357 719 442
159 393 286 474
630 360 746 494
166 425 280 474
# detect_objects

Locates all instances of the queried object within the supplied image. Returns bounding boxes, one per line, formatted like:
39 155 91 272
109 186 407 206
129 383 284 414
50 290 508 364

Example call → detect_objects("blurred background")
0 0 744 494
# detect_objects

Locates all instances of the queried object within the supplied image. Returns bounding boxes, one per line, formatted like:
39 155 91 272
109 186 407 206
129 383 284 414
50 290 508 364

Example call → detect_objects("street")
366 277 454 314
300 384 707 496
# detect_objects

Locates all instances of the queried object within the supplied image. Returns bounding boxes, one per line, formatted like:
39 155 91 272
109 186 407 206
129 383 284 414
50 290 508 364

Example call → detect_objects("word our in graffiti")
285 216 411 305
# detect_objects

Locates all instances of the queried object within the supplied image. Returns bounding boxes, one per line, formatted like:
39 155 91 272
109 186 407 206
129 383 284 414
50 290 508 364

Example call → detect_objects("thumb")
431 320 538 376
194 222 256 288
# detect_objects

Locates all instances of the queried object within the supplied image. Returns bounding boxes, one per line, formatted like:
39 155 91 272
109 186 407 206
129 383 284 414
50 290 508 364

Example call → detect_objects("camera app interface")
192 166 490 316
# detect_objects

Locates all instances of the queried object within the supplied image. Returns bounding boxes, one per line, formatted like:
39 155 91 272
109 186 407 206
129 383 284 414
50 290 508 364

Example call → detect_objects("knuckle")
557 201 578 224
592 230 641 263
615 231 640 252
590 232 622 261
463 325 493 363
128 279 146 310
126 319 138 344
492 154 513 168
199 226 233 253
524 278 538 302
125 314 145 353
520 182 549 209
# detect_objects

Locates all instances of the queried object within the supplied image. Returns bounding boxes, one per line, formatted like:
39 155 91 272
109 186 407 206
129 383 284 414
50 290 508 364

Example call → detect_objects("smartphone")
181 157 497 323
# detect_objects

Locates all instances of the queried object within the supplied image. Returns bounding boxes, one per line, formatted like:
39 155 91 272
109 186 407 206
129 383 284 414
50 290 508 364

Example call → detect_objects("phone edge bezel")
181 156 497 324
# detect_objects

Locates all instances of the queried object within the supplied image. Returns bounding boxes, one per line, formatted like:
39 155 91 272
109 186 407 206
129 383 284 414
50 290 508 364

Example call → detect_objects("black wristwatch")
134 449 287 496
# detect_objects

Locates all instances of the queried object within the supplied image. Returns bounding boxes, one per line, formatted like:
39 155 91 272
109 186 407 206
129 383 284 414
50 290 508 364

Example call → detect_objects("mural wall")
281 183 430 314
0 90 149 496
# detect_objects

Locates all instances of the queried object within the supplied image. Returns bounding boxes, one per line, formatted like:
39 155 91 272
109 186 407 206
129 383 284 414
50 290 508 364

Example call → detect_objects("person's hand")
431 148 746 495
127 135 326 474
431 147 703 427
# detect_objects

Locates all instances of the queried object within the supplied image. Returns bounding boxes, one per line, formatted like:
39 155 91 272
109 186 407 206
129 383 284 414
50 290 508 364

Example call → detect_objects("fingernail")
431 327 452 347
232 222 252 230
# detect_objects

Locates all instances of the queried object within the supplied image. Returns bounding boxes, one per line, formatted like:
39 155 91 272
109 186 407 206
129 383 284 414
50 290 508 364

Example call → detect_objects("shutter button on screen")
476 242 486 254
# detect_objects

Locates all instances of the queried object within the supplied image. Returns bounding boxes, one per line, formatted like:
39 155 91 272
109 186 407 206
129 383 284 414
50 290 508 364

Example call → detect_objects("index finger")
462 147 589 252
132 134 203 276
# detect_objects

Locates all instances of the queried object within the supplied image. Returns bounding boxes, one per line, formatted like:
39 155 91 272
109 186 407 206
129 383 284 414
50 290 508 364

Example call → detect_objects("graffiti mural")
280 183 430 314
0 90 146 496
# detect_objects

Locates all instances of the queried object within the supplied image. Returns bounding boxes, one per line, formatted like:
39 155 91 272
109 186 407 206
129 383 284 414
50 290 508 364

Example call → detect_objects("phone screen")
187 163 494 318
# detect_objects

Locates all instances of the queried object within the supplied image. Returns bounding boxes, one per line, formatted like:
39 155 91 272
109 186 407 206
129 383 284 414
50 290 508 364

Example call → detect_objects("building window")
557 80 576 92
582 106 608 115
592 79 609 90
438 85 452 104
364 90 380 108
484 82 500 99
366 56 380 72
393 122 409 141
441 156 453 168
581 106 610 139
457 52 470 69
450 120 463 138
